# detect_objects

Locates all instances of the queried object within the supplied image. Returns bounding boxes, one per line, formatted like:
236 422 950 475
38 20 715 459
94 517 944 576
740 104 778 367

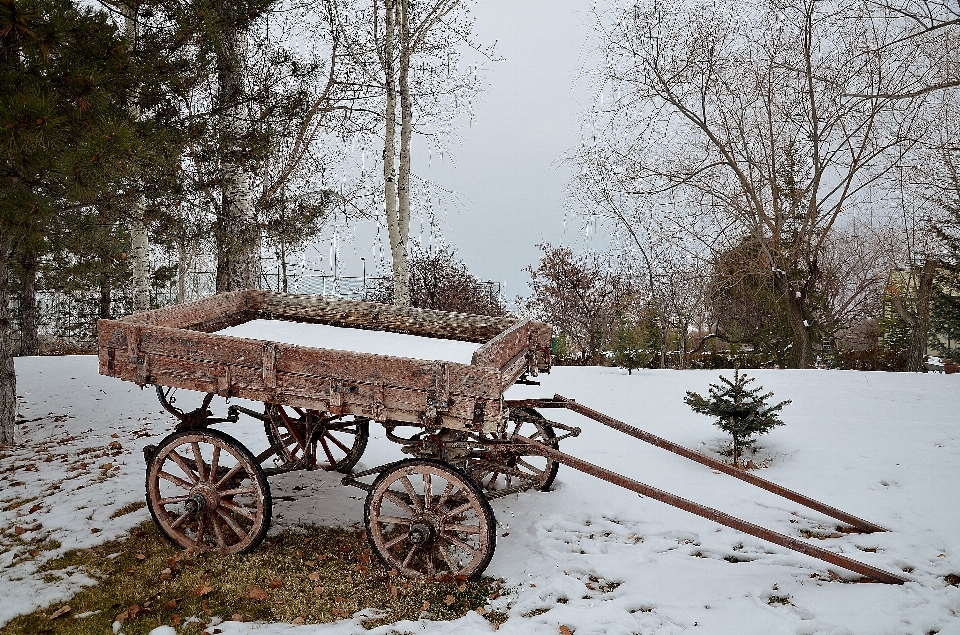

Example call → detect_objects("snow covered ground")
2 356 959 635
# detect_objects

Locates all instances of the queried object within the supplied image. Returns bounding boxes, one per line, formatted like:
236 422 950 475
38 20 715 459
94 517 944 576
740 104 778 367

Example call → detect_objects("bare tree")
522 244 635 364
573 0 959 367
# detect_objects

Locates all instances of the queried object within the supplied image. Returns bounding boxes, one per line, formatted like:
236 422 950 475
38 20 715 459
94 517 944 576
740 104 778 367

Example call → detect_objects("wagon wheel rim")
265 405 368 472
365 460 495 580
469 409 558 494
146 430 270 555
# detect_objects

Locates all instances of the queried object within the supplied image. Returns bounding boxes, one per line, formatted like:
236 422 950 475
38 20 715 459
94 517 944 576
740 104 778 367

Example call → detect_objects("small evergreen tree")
684 368 790 467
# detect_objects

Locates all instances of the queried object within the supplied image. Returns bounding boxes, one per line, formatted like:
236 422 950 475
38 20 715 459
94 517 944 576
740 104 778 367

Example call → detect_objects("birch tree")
331 0 484 306
574 0 960 367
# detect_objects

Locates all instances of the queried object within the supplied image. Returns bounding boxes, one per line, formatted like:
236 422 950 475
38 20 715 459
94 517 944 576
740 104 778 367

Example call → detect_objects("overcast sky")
320 0 611 302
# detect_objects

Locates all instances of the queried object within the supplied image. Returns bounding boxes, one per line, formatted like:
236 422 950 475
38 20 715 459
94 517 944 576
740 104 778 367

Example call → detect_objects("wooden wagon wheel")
364 459 496 580
467 407 559 495
145 429 271 555
263 404 369 473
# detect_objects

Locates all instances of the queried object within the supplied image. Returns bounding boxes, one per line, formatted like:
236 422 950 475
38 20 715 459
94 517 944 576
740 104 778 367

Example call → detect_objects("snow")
216 319 481 365
3 357 960 634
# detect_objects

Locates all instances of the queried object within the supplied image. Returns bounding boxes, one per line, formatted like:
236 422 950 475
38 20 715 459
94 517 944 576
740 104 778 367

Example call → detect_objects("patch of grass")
944 574 960 586
767 594 791 605
522 607 550 617
799 529 842 540
0 522 502 635
108 501 146 520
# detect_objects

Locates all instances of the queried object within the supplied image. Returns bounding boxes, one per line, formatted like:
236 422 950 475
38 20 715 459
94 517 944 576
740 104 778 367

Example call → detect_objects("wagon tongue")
505 395 908 585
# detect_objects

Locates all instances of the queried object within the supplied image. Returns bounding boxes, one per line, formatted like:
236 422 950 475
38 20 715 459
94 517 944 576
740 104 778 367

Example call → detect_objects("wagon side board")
99 318 507 432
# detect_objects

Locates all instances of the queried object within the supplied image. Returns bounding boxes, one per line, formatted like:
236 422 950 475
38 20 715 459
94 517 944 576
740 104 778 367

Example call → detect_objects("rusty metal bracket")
514 434 907 585
506 395 885 534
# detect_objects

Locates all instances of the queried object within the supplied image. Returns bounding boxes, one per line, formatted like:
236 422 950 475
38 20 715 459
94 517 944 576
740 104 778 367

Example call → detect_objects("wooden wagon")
98 290 908 584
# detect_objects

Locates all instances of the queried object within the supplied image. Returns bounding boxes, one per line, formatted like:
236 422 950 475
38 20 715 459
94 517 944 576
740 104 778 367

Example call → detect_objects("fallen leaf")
111 433 119 438
14 526 26 536
457 583 467 592
29 504 41 514
160 568 173 580
307 571 320 582
248 585 268 601
388 583 399 599
48 606 70 620
195 584 214 597
292 617 305 625
231 614 243 622
115 610 128 624
444 594 455 606
421 601 430 611
269 578 283 589
127 604 141 619
359 552 370 564
585 582 595 590
171 614 181 626
136 552 147 560
163 600 178 610
475 606 487 615
560 626 573 635
312 586 325 596
202 601 211 616
90 528 101 534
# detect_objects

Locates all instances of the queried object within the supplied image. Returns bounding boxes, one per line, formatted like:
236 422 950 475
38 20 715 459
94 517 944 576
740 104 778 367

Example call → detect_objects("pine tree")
930 155 960 357
684 368 790 467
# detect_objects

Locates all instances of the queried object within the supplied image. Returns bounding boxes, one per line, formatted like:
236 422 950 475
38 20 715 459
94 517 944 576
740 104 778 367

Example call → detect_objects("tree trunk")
18 248 38 356
100 273 112 320
0 234 17 446
773 273 813 368
890 259 937 372
382 0 408 306
215 21 262 292
122 1 152 311
393 0 413 307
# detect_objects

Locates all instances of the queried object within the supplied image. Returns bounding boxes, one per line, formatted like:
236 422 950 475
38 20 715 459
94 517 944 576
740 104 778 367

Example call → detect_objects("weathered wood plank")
253 290 515 343
119 290 250 332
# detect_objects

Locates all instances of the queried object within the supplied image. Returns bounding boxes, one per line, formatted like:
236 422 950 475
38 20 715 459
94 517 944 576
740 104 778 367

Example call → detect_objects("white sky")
319 0 612 302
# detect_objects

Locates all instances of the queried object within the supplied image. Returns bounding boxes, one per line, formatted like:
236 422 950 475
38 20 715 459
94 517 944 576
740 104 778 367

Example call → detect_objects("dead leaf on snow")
560 626 573 635
48 606 70 620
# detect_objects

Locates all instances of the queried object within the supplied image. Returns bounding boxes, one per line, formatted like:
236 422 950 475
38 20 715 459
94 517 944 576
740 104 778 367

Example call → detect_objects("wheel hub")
407 522 435 545
185 486 220 514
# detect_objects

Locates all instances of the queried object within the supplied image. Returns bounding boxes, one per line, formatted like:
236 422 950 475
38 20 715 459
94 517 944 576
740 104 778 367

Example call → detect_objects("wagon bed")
97 290 552 433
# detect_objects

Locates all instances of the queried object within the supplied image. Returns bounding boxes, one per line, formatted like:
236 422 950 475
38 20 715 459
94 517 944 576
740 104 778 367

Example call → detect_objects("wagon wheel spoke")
209 446 221 481
436 482 455 510
169 511 190 530
384 533 408 550
217 508 248 540
210 514 227 549
157 495 191 506
399 476 421 511
219 499 256 521
375 515 414 526
318 435 337 467
159 471 194 491
443 523 481 534
402 545 419 569
382 490 417 516
441 532 479 557
167 451 199 484
215 463 243 489
191 443 207 481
